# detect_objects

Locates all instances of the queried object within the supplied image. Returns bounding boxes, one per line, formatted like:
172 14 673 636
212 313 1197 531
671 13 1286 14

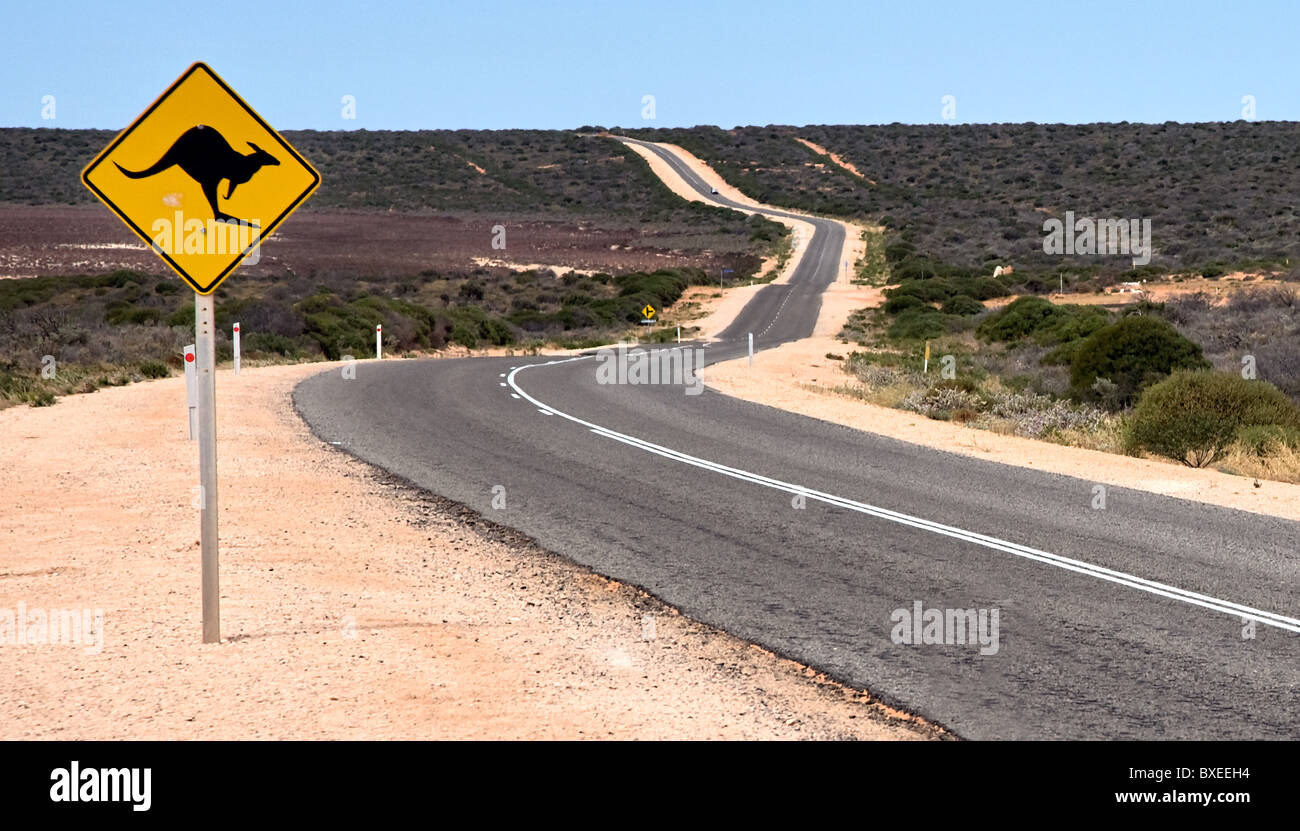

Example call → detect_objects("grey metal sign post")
195 293 220 643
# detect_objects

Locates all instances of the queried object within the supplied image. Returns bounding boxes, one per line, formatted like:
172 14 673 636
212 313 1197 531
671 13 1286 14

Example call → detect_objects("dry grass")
1044 419 1130 455
1216 442 1300 484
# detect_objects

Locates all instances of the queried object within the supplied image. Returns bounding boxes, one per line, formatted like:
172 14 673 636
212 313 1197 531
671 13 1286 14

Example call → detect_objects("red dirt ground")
0 205 727 280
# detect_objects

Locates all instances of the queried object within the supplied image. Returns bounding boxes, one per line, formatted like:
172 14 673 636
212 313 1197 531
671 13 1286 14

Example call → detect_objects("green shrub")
884 241 916 262
882 294 927 315
445 306 514 348
167 303 194 327
245 332 300 357
104 302 161 326
887 279 954 304
139 361 169 379
888 308 955 341
1033 305 1110 346
1070 315 1209 405
940 295 985 316
977 297 1064 342
299 291 386 359
949 276 1009 301
1127 371 1300 466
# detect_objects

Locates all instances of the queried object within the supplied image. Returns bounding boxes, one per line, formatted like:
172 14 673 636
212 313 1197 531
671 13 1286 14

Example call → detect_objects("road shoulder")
0 361 939 739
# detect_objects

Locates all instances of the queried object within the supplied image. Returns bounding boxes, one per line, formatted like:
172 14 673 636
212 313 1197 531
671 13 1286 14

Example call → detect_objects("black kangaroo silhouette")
114 125 279 225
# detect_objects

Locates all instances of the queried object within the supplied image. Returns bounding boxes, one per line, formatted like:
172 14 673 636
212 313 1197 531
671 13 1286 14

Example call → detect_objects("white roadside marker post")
748 332 754 366
676 326 680 344
232 322 241 376
376 324 382 360
194 295 220 643
184 344 197 441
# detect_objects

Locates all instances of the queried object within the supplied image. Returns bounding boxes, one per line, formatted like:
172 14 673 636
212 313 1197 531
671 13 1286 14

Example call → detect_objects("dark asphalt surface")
294 139 1300 739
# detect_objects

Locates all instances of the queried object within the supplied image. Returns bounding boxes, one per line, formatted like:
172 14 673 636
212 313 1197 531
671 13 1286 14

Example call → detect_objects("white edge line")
507 356 1300 635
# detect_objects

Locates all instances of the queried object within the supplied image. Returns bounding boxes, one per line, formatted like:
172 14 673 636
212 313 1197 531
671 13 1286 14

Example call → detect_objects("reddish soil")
0 205 725 279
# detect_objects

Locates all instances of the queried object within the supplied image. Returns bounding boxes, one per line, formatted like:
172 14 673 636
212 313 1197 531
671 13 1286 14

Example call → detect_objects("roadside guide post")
376 324 383 359
748 332 754 366
80 62 320 643
184 345 197 440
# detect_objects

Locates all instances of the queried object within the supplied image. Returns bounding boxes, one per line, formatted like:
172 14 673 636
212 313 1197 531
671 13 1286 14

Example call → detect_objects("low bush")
1127 371 1300 466
245 332 301 357
940 295 985 316
899 386 984 418
1070 315 1209 406
887 308 957 341
104 302 161 326
882 294 928 315
977 297 1064 342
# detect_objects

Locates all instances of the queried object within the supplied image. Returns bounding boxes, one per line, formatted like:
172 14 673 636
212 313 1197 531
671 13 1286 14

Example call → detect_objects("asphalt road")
294 140 1300 739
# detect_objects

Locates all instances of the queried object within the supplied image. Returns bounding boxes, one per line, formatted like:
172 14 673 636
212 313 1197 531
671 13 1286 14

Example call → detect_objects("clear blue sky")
3 0 1296 130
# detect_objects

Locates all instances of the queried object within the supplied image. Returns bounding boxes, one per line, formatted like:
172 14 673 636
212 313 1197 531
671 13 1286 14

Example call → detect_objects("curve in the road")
295 138 1300 739
507 355 1300 635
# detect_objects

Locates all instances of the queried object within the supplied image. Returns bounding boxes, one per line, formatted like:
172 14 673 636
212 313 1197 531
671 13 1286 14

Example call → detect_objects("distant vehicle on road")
710 187 718 194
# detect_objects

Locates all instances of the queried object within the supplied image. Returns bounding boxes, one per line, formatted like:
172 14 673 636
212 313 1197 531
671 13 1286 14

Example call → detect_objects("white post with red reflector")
184 344 197 440
376 324 382 360
233 322 241 375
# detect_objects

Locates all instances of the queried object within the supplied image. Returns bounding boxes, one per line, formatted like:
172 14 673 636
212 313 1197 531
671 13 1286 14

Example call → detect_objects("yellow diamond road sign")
641 304 656 319
81 62 320 295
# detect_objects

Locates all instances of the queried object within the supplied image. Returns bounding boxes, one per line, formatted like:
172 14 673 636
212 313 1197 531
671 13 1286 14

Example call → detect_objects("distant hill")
623 121 1300 277
10 122 1300 279
0 127 732 225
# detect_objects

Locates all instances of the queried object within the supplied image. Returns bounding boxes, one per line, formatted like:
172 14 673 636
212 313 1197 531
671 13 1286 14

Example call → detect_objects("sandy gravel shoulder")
0 361 938 739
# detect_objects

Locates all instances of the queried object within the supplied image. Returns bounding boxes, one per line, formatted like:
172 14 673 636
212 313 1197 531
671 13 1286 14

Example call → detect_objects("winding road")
294 138 1300 739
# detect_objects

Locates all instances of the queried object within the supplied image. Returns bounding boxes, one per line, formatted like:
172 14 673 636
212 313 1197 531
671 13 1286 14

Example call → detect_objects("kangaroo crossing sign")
82 62 320 294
